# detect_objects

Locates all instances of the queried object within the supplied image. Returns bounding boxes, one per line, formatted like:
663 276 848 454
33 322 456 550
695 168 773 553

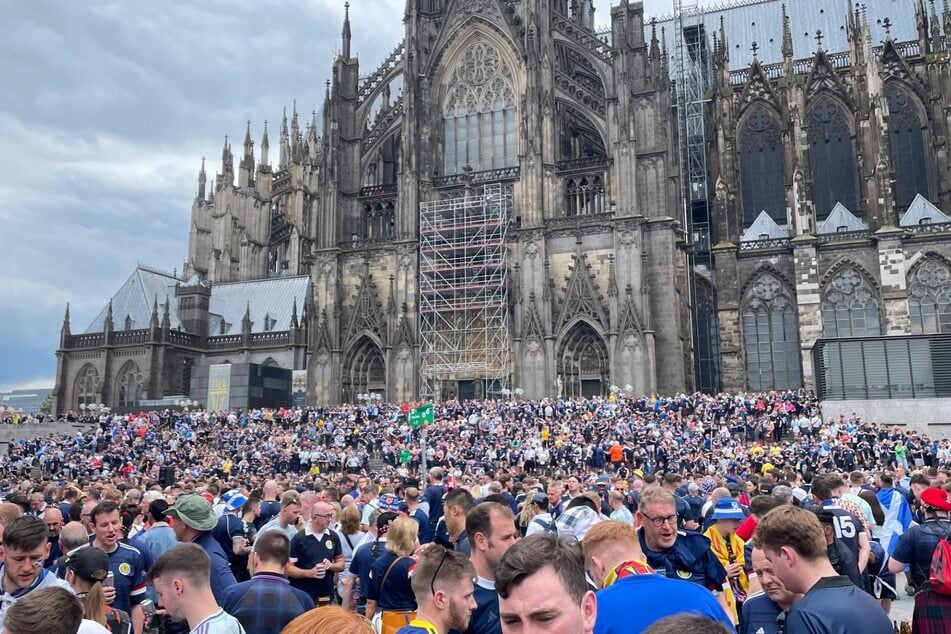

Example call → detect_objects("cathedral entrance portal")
342 336 386 403
557 321 608 398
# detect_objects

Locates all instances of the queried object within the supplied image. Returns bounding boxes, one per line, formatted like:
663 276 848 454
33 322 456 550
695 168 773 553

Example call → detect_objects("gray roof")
86 267 183 333
741 210 788 241
650 0 919 70
210 276 310 335
88 267 311 336
817 202 869 234
899 194 951 227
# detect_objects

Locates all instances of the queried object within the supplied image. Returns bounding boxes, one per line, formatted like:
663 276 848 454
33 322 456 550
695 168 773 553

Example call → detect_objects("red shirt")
736 514 758 541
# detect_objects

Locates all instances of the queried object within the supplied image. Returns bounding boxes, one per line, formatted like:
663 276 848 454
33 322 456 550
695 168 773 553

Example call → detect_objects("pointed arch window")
75 365 100 408
116 362 142 409
738 106 786 227
565 176 605 216
886 85 929 211
557 321 608 398
908 258 951 334
808 96 859 220
443 41 517 175
742 273 801 390
342 337 386 404
821 266 881 338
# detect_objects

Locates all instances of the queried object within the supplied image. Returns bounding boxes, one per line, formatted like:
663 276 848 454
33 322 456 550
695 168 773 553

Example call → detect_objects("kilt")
913 590 951 634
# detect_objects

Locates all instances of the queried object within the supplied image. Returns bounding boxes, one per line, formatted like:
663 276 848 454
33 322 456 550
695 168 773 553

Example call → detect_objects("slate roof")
86 267 183 333
87 267 311 337
741 210 788 242
209 276 311 335
817 203 868 234
899 194 951 227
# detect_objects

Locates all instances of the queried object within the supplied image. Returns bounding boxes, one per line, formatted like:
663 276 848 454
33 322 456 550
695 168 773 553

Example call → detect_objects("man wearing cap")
525 493 555 536
165 494 237 602
212 489 252 582
350 511 397 615
888 486 951 632
286 501 344 606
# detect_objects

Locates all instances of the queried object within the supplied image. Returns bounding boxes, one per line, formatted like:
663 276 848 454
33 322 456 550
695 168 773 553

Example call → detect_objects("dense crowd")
0 391 948 634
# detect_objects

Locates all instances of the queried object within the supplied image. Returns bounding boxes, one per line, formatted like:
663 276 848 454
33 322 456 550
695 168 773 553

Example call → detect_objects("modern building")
51 0 951 412
0 388 51 415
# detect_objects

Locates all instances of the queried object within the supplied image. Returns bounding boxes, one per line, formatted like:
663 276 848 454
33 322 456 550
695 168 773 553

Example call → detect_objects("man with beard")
397 546 477 634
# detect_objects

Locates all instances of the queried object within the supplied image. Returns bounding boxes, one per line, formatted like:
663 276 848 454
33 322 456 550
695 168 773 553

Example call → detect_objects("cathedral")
51 0 951 411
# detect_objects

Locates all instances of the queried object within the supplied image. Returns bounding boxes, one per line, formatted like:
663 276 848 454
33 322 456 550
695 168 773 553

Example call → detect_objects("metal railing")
738 237 790 251
432 166 520 188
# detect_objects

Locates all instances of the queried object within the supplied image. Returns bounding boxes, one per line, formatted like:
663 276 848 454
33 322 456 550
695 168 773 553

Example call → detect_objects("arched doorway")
557 321 608 398
342 336 386 403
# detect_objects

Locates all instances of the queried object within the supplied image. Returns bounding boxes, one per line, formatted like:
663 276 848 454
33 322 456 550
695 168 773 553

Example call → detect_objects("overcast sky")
0 0 697 391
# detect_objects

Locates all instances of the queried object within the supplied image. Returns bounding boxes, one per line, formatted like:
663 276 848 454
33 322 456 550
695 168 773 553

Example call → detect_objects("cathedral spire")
342 2 352 59
150 295 160 331
198 156 206 200
260 120 269 167
290 297 299 330
280 107 290 168
104 300 114 333
161 295 171 330
61 303 71 337
243 120 253 160
781 4 794 61
649 18 660 61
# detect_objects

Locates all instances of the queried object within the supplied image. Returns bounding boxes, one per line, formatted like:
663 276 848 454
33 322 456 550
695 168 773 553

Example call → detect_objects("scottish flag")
877 487 914 554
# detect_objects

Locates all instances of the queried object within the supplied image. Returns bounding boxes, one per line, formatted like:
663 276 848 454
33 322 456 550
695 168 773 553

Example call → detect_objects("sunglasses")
430 547 450 597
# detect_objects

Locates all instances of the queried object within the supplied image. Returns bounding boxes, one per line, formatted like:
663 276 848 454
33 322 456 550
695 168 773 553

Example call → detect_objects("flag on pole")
409 404 434 428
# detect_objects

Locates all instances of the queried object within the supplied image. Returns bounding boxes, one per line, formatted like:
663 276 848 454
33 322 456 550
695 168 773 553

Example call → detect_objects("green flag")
409 403 434 428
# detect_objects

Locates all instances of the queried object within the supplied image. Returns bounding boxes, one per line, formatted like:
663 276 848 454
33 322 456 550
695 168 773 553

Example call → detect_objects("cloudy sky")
0 0 695 391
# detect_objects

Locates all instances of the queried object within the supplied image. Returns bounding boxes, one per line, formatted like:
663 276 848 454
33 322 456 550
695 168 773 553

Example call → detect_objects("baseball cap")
55 546 109 583
377 511 398 535
531 492 548 506
378 493 402 512
165 494 218 532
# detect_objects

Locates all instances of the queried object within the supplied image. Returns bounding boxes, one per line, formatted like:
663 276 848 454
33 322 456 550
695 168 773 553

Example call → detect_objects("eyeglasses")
430 547 450 597
314 513 335 520
640 513 677 527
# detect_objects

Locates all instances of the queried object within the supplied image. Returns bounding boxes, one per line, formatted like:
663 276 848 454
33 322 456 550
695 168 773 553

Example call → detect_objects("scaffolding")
673 0 721 392
418 184 512 400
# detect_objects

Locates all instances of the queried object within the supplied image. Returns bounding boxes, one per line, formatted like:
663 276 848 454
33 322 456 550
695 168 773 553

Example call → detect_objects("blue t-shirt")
98 542 148 614
784 576 892 634
594 573 734 634
465 579 501 634
739 593 783 634
367 551 416 611
350 539 385 606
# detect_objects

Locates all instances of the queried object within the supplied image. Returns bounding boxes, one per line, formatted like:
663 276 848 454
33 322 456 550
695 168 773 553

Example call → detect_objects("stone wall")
820 398 951 437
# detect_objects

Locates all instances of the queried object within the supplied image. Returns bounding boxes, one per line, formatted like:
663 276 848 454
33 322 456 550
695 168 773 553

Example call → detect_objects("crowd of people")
0 390 948 633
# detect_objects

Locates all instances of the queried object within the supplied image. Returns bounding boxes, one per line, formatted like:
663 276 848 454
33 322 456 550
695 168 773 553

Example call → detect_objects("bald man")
286 502 344 605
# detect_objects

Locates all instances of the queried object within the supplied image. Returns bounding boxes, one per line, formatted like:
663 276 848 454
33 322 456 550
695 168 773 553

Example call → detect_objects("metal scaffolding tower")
418 184 512 400
673 0 721 392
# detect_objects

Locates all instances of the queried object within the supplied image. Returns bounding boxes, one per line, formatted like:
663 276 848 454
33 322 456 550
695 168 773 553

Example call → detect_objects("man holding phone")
287 501 344 606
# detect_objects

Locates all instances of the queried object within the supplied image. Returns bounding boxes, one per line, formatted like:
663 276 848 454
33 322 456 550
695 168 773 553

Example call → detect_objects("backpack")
928 524 951 595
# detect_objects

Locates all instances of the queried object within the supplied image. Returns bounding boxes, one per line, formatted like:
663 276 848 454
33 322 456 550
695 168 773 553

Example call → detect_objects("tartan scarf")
603 559 655 587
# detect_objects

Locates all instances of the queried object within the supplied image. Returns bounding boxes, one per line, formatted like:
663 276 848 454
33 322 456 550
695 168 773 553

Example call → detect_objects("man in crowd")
581 520 733 633
495 534 596 634
811 474 869 574
888 486 951 632
397 545 477 634
440 488 474 556
287 501 344 606
149 544 245 633
259 492 302 541
212 489 252 582
0 516 73 625
137 500 176 563
465 502 520 634
41 507 64 568
255 480 281 530
607 490 633 526
635 488 731 615
740 547 802 634
220 530 313 634
165 494 237 600
423 468 447 537
89 500 148 632
754 505 891 633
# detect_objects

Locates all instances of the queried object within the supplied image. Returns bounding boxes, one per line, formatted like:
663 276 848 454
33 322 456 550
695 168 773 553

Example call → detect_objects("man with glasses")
636 488 731 616
287 501 343 606
397 545 477 634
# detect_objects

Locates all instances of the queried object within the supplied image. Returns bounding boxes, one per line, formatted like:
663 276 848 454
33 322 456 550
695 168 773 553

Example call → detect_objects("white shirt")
78 619 111 634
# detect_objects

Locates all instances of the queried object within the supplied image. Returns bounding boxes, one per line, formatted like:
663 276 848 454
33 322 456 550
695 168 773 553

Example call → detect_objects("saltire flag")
877 487 914 554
